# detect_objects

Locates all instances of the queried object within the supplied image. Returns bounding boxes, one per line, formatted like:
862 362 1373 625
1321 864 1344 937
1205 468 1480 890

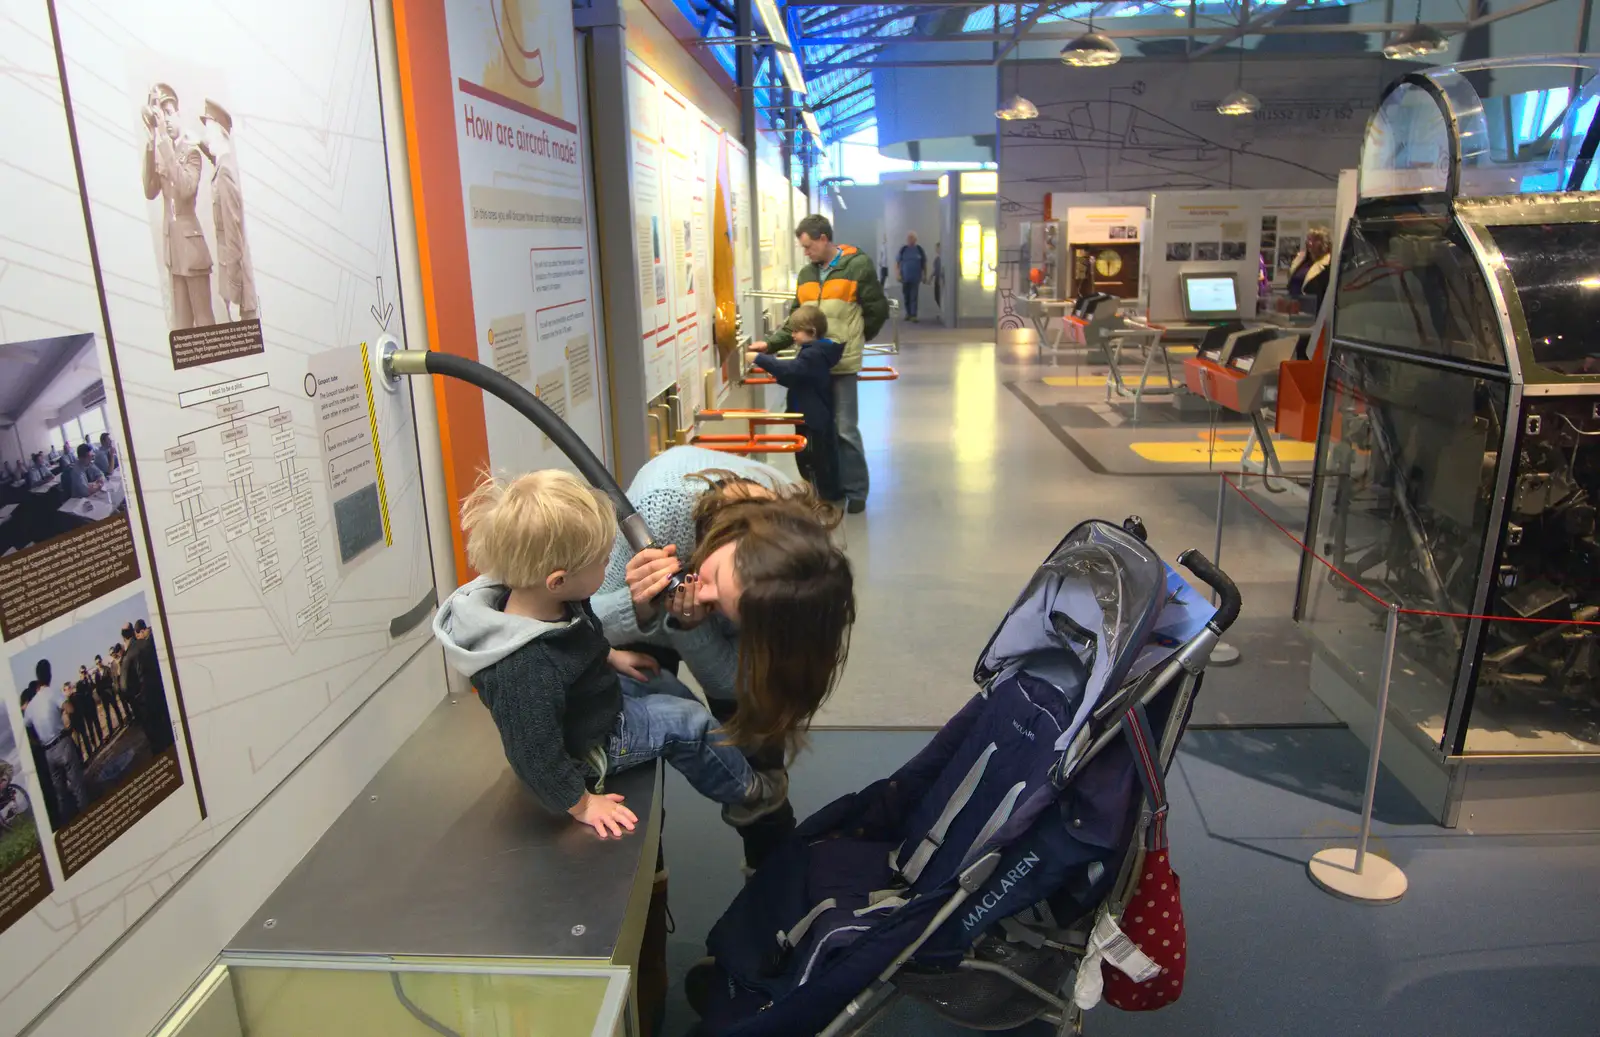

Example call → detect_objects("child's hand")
569 791 638 839
609 649 660 681
745 349 762 364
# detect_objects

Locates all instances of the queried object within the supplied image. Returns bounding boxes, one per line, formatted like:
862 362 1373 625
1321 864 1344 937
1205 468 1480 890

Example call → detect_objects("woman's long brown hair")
690 497 854 756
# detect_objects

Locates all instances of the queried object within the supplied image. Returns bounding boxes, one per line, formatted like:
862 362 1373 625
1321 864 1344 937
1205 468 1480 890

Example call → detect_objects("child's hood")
432 574 578 678
808 337 845 368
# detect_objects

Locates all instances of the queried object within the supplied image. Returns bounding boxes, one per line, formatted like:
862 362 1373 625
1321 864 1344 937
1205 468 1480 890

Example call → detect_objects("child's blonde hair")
461 470 616 587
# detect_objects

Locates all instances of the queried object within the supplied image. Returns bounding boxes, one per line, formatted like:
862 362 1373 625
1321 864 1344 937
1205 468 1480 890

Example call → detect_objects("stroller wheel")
685 956 717 1018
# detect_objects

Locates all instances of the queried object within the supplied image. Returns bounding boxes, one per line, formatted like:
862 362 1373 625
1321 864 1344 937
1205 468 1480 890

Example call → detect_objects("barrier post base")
1209 641 1241 666
1307 847 1407 904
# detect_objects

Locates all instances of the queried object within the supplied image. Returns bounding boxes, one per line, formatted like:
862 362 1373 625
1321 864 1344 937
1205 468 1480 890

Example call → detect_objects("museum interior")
2 0 1600 1035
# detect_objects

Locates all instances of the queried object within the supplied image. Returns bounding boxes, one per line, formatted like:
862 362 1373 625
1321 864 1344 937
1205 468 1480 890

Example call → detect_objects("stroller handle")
1178 549 1241 633
384 347 684 597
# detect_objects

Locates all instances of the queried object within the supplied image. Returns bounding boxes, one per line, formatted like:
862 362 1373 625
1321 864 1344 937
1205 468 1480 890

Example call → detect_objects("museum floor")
660 326 1600 1036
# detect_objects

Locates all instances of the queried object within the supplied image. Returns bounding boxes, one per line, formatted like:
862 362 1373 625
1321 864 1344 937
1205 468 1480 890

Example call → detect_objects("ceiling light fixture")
1383 1 1449 59
1217 89 1261 115
996 95 1038 120
1061 7 1120 67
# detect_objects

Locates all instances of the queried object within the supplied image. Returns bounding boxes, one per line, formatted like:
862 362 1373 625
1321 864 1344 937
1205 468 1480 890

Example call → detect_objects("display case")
1298 56 1600 829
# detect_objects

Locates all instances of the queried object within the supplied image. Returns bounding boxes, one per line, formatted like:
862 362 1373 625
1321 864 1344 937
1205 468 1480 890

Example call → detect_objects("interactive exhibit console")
1297 56 1600 830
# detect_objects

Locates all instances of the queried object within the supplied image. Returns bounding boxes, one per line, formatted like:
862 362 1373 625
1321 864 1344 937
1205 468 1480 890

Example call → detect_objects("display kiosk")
1298 56 1600 831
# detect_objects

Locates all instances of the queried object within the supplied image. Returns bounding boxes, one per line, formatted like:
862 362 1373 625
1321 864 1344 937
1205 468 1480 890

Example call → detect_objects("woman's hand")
625 545 681 626
665 575 710 630
608 649 660 681
568 792 637 839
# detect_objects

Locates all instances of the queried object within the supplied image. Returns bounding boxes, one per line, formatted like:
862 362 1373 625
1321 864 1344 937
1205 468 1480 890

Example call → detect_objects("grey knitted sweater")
592 446 789 701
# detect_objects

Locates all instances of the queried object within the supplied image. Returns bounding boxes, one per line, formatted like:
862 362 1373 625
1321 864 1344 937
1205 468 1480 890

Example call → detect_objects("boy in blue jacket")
748 305 843 504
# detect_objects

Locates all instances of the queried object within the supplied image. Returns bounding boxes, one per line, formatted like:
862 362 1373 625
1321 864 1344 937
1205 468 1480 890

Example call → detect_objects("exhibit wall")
0 0 446 1033
392 0 610 581
997 55 1409 291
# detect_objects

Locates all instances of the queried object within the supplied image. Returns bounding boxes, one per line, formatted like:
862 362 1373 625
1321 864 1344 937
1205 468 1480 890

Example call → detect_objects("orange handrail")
691 410 807 455
858 365 899 381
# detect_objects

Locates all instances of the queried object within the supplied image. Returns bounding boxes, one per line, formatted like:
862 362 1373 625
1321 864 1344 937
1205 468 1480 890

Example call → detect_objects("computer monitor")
1180 272 1241 321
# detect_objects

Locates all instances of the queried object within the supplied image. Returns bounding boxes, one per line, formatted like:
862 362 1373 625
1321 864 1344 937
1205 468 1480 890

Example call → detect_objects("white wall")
21 0 460 1030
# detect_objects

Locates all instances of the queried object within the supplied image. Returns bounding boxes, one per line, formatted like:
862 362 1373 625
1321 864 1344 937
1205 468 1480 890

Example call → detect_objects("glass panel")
1485 222 1600 375
1333 207 1504 365
1452 63 1599 197
1467 393 1600 753
1360 84 1451 200
48 426 64 451
958 199 995 321
63 417 82 447
1301 347 1507 752
228 965 620 1037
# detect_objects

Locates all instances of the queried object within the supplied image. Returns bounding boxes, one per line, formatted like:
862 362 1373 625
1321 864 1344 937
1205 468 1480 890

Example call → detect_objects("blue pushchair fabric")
697 520 1219 1036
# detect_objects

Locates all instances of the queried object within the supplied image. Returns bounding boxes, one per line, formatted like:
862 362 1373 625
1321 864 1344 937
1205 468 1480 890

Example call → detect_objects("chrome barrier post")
1307 601 1409 903
1209 473 1241 666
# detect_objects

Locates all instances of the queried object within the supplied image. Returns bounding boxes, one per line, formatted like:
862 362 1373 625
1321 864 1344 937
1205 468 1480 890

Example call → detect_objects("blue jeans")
902 280 920 320
833 374 869 502
608 673 754 806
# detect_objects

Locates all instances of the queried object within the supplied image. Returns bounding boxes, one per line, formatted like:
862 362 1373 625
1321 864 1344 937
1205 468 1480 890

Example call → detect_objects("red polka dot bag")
1101 707 1186 1011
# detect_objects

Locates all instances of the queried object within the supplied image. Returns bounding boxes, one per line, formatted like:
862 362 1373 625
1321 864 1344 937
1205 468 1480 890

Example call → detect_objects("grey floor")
658 329 1600 1035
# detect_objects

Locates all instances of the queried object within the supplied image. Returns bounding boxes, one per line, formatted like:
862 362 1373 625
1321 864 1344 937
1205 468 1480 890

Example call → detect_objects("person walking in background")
769 215 889 515
932 243 944 314
896 233 927 323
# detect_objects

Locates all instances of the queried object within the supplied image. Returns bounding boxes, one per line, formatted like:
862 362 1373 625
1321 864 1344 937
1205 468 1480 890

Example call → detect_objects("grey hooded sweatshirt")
433 575 621 812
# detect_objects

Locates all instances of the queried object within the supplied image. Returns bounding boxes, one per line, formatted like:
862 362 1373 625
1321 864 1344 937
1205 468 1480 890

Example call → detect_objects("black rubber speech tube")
385 348 680 595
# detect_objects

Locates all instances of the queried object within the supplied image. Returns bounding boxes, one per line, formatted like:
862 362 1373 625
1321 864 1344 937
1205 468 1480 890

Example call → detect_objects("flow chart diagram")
161 371 332 643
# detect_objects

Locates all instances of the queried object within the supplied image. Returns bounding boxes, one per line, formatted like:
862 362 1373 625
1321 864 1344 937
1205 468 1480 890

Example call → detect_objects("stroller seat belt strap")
1122 706 1169 850
897 742 998 885
958 780 1027 871
778 898 839 951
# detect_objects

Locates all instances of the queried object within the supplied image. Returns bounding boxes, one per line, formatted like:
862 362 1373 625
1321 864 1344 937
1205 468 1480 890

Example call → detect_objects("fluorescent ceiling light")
802 109 825 148
753 0 807 94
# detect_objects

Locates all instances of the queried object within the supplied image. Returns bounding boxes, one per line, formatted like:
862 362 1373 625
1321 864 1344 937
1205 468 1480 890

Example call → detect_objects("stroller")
688 517 1241 1036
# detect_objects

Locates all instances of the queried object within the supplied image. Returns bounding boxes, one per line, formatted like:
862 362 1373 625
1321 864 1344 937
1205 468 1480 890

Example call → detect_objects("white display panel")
0 0 434 1028
625 59 676 401
443 0 608 474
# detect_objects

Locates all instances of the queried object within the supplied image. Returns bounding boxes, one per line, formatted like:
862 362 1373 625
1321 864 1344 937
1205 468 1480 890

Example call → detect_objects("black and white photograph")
1221 240 1248 261
1194 241 1221 262
1108 224 1128 240
132 60 265 369
1279 236 1303 270
1261 215 1279 232
1165 241 1192 262
10 591 179 837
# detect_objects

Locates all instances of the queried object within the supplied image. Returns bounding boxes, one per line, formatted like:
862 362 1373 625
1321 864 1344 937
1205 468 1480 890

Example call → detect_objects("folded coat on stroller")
691 518 1241 1036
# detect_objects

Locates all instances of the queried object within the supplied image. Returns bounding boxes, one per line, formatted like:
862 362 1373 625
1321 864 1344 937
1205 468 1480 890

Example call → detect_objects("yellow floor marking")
1042 374 1177 388
1131 428 1316 465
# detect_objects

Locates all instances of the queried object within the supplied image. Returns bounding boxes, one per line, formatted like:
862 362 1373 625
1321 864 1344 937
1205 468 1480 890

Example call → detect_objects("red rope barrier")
1219 473 1600 629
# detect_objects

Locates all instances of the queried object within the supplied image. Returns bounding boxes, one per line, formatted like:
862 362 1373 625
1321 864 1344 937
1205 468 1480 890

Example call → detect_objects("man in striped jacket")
764 215 890 514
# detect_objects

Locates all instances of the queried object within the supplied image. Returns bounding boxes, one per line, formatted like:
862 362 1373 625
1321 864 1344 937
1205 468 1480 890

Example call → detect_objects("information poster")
444 0 606 474
626 61 676 401
0 0 436 1027
727 137 756 374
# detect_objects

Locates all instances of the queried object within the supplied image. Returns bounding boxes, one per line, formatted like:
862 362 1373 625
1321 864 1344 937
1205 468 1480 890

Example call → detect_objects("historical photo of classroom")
0 334 140 641
9 590 183 875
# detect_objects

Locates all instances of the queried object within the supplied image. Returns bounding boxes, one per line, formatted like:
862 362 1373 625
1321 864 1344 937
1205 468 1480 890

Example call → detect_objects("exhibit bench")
145 697 663 1037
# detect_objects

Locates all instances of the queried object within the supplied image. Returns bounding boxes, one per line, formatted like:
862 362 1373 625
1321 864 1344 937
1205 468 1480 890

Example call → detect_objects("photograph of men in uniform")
199 99 258 322
141 82 215 330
